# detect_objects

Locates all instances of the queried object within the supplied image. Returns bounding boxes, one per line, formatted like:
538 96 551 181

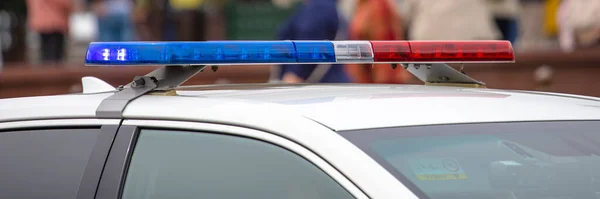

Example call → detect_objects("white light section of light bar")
332 41 374 63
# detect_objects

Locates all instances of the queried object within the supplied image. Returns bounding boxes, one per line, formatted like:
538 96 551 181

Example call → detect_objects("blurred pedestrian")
131 0 162 41
345 0 412 84
26 0 74 63
89 0 135 41
168 0 206 41
1 0 28 64
544 0 561 38
486 0 521 44
275 0 351 83
402 0 501 40
557 0 600 52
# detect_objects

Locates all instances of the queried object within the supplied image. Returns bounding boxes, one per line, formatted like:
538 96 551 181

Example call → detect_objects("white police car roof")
2 84 600 131
3 40 599 131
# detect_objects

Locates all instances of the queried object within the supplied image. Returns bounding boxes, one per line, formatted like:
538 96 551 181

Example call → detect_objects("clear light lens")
332 41 374 63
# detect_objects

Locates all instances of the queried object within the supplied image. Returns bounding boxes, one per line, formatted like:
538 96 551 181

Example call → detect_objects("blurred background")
1 0 599 98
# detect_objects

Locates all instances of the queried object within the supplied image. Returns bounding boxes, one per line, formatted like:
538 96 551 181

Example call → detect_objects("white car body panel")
0 93 110 122
172 84 600 130
2 85 600 130
0 119 121 130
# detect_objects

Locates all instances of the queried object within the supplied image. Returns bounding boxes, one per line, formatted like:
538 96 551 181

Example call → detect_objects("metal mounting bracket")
403 63 485 86
96 65 207 118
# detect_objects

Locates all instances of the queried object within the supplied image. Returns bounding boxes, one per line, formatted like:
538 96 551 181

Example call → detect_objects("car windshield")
340 121 600 199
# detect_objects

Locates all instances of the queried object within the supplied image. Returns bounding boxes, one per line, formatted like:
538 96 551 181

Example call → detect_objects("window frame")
0 119 121 199
96 119 369 199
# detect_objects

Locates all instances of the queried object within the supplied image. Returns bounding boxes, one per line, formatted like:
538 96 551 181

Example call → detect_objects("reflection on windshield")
341 121 600 199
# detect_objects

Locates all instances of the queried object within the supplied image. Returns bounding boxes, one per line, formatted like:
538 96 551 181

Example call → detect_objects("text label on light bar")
86 40 514 65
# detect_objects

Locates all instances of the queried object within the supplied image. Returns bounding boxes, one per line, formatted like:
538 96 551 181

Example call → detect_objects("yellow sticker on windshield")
409 158 468 181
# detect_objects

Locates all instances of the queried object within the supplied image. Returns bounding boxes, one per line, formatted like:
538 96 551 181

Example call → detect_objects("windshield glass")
340 121 600 199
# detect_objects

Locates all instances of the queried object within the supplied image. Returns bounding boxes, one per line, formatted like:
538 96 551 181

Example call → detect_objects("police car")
1 40 600 199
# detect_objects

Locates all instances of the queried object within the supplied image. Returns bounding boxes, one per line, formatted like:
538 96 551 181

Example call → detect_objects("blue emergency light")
86 41 336 65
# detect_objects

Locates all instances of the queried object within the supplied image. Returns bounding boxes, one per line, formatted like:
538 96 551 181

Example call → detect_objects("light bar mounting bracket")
402 63 485 86
95 65 207 118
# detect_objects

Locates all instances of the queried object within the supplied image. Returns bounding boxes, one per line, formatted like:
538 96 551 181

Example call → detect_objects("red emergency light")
370 40 514 63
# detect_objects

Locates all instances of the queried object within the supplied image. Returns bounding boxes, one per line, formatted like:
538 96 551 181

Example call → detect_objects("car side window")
0 128 101 199
122 129 355 199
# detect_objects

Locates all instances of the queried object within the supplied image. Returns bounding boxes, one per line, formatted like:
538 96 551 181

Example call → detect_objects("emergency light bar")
85 40 514 65
89 40 515 118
